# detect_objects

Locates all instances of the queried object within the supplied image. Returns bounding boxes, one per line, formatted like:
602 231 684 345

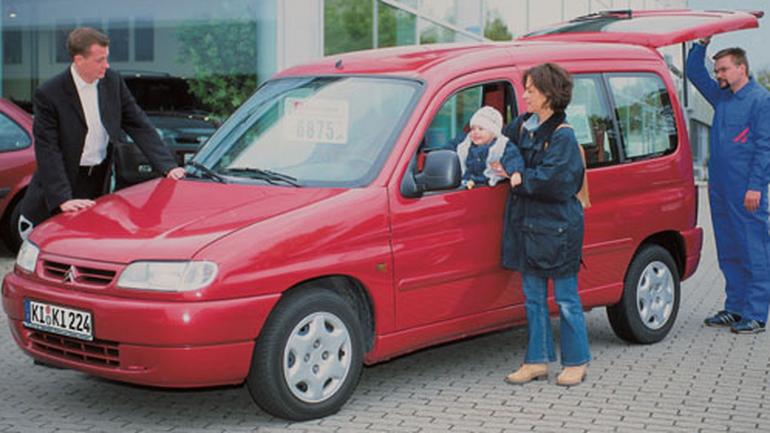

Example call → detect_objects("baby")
456 106 512 189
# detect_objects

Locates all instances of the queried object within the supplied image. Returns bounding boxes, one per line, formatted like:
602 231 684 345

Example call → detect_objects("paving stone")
2 186 770 432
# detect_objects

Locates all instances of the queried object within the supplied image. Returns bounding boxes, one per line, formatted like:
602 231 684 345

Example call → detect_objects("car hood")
31 178 345 263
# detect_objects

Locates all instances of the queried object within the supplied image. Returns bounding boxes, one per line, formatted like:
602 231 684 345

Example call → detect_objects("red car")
2 10 757 420
0 98 34 252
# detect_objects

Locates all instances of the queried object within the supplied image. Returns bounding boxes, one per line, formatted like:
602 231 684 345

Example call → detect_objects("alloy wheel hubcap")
636 260 675 330
283 311 352 403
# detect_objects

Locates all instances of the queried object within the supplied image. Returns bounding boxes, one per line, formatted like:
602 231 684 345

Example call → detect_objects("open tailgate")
518 9 762 48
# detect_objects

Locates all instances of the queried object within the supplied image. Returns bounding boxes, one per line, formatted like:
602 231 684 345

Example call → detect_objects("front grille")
29 331 120 367
42 260 116 286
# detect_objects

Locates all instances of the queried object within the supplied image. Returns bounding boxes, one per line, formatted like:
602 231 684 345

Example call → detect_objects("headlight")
117 261 218 292
16 240 39 273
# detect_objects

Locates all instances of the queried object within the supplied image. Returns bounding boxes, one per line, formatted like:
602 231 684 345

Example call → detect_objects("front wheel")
607 244 680 344
246 289 364 420
2 198 24 253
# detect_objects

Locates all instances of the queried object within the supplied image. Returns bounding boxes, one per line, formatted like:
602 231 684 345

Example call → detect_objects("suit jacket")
21 67 177 224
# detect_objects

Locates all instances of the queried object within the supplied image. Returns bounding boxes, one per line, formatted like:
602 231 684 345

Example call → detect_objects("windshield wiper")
186 161 228 183
223 167 300 187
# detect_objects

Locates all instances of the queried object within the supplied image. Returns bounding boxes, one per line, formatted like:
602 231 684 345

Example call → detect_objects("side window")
0 113 31 152
566 75 619 168
607 73 677 160
422 81 515 152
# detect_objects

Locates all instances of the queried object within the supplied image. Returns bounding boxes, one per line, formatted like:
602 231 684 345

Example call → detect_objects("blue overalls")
687 43 770 323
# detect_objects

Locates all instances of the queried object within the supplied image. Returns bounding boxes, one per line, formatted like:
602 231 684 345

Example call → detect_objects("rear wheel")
246 289 364 420
607 244 680 344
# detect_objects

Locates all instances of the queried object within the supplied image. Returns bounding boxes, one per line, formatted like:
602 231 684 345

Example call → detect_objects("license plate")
24 299 93 341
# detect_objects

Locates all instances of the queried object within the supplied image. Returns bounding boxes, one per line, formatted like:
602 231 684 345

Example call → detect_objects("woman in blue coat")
493 63 591 386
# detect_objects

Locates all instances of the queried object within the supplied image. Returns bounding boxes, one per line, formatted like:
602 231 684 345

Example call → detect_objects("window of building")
3 30 22 65
134 18 154 61
108 19 129 63
2 1 271 119
324 0 373 55
420 0 458 26
0 113 31 152
80 19 104 33
607 73 678 160
397 0 419 7
419 19 457 44
55 21 76 63
378 2 417 48
566 75 619 168
689 119 709 180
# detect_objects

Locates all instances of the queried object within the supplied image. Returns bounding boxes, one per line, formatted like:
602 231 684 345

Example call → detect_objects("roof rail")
572 9 633 22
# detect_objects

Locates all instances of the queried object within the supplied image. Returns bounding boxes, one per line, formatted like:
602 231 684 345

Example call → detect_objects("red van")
0 98 35 252
2 10 758 421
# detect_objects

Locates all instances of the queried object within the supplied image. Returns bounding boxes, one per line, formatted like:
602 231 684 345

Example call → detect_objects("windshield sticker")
565 105 593 145
283 97 349 144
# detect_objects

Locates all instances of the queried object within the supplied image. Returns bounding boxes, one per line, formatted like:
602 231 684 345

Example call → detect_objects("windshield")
194 76 421 187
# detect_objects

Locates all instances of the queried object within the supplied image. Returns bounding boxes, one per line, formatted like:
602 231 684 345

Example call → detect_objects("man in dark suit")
19 27 184 238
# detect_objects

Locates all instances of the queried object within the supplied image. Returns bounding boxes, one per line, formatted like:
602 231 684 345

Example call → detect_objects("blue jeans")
522 273 591 366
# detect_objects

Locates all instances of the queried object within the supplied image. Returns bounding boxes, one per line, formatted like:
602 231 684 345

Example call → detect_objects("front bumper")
2 271 281 388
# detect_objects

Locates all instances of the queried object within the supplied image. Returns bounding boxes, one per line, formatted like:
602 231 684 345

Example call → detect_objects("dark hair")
67 27 109 58
522 63 573 113
713 47 749 76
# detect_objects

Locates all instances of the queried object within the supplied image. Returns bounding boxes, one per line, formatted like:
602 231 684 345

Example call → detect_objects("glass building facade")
0 0 276 115
2 0 709 177
0 0 711 176
0 0 687 115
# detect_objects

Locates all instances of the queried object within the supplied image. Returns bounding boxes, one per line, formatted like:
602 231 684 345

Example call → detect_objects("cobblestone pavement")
1 186 768 433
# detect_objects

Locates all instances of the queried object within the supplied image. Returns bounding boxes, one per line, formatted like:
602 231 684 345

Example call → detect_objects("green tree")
324 0 373 55
484 15 512 41
378 3 416 48
176 18 258 120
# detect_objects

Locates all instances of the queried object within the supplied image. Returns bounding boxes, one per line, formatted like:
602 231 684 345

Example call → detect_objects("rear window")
606 73 677 160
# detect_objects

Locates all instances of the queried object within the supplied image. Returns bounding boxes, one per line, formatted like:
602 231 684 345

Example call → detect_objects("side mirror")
401 150 461 198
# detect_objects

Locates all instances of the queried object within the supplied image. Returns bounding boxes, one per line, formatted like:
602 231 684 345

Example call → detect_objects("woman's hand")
510 172 522 187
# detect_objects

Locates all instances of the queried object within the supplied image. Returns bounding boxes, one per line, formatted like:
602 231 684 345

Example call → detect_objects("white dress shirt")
71 64 110 166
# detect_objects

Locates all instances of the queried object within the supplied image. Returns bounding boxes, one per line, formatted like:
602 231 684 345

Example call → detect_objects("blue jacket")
462 141 493 183
499 112 585 278
686 43 770 196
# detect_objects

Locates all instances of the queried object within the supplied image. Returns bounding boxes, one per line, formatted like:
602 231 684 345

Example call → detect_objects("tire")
2 198 24 253
607 244 680 344
246 289 364 421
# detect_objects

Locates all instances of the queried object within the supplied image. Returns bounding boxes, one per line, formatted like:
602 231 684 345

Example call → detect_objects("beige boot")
504 363 548 385
555 364 587 386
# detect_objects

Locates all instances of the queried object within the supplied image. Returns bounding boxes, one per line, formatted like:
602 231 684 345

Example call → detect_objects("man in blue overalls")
687 37 770 334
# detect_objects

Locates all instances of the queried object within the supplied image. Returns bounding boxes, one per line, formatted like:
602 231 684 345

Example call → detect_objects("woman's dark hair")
523 63 573 113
